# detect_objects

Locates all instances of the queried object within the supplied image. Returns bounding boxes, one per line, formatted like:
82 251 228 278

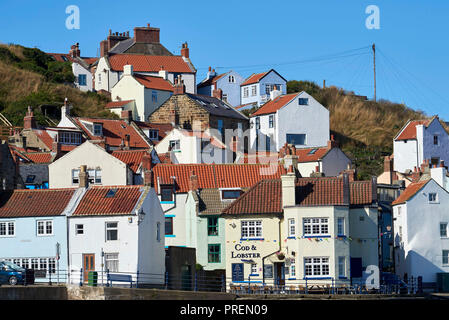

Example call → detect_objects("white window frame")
75 224 84 235
268 115 274 128
337 217 345 236
87 168 102 184
288 218 296 237
105 222 118 241
72 169 80 185
441 223 448 238
304 257 330 277
251 85 257 96
290 259 296 277
105 253 119 272
169 140 180 151
429 193 438 203
241 220 262 239
36 220 53 236
251 263 257 275
0 221 15 237
303 218 329 236
243 87 249 98
338 256 346 278
443 250 449 266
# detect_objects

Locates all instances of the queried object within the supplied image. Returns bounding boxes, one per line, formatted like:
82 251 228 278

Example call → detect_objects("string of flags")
226 237 377 243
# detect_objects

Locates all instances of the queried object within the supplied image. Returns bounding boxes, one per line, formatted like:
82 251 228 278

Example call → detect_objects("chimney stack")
173 75 185 95
269 85 282 101
69 43 80 58
142 152 153 186
121 110 132 124
181 42 189 59
23 106 37 130
79 165 88 188
189 170 199 191
124 134 130 150
123 64 134 76
134 23 160 43
212 88 223 100
327 135 338 149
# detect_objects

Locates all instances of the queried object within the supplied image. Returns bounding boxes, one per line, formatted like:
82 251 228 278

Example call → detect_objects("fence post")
106 269 110 287
221 274 225 292
332 278 334 294
48 265 52 286
136 270 139 288
79 268 83 287
305 278 308 294
417 276 423 294
194 273 198 292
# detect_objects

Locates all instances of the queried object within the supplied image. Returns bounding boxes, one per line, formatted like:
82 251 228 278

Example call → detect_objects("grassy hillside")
0 44 114 126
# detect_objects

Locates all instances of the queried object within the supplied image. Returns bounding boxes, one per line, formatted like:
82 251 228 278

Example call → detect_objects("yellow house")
221 168 378 291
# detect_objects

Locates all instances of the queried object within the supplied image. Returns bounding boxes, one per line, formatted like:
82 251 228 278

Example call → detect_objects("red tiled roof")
235 152 279 164
105 100 135 109
32 129 54 149
24 152 53 164
395 119 432 141
73 118 150 148
157 152 171 164
152 163 287 193
108 54 194 73
0 189 76 218
134 74 174 92
241 72 268 86
251 93 297 116
111 149 149 173
295 147 330 163
296 177 346 206
392 180 429 205
222 179 283 215
350 181 374 205
72 185 143 216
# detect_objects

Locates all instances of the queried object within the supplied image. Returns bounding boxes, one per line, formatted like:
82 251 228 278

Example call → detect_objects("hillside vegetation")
0 44 113 126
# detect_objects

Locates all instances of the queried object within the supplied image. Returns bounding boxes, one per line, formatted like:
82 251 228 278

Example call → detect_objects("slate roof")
194 188 244 216
72 185 144 216
108 38 173 56
197 72 228 89
0 188 76 218
186 93 248 120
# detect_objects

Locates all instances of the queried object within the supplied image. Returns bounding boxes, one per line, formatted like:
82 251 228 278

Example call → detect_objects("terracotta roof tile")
350 181 374 205
395 119 432 141
295 177 346 206
241 72 268 86
72 185 143 216
134 74 174 92
392 180 429 205
111 149 148 173
0 189 76 218
108 54 194 73
105 100 135 109
24 152 53 164
251 93 297 116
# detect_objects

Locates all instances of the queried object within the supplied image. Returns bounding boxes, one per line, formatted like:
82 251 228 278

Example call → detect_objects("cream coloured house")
108 65 174 122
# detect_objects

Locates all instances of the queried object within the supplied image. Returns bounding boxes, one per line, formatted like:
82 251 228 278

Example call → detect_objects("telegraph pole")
372 43 376 102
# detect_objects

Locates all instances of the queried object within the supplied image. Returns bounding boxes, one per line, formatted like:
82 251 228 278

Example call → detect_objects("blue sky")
1 0 448 119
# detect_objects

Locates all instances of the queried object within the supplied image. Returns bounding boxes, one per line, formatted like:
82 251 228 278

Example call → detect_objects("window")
269 115 274 128
337 217 345 236
39 258 48 271
98 73 102 83
208 217 219 236
288 218 296 237
37 220 53 236
398 207 401 216
251 263 257 274
255 117 260 129
105 222 118 241
243 87 249 98
304 257 330 277
286 134 306 145
434 135 439 145
78 74 87 86
221 189 242 200
290 259 296 277
298 98 309 105
105 253 119 272
25 175 36 184
59 132 82 145
0 221 15 237
75 224 84 235
160 186 174 202
93 123 103 136
303 218 329 236
441 223 448 238
169 140 180 151
265 84 281 95
266 135 270 151
208 244 220 263
338 256 346 277
241 220 262 239
72 169 80 184
88 169 102 184
229 75 235 83
165 217 173 235
149 129 159 140
429 193 438 203
222 93 228 102
251 85 257 96
152 91 157 103
156 222 161 242
443 250 449 266
105 188 117 198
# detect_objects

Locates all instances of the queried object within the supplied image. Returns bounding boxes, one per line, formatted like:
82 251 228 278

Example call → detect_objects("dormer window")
149 129 159 140
298 98 309 105
93 123 103 136
221 189 243 200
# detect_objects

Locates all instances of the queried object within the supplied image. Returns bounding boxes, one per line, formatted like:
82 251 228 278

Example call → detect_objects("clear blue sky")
1 0 448 119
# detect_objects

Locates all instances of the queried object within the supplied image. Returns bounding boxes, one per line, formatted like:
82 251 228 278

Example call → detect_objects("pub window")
208 244 221 263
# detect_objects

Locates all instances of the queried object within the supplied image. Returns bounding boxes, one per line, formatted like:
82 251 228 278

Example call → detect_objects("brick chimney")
181 42 189 58
173 75 185 95
100 29 130 57
121 110 132 124
124 134 130 150
189 170 199 191
142 152 153 186
134 23 160 43
79 165 88 188
212 88 223 100
52 140 61 156
327 134 339 149
69 43 80 58
23 106 37 130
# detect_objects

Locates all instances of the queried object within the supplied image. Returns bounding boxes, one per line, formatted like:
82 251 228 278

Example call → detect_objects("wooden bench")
107 273 133 288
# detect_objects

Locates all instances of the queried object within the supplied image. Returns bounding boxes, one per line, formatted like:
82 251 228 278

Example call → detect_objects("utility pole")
372 43 376 102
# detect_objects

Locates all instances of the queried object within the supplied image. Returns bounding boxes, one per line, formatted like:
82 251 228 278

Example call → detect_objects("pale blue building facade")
240 69 287 108
197 69 244 107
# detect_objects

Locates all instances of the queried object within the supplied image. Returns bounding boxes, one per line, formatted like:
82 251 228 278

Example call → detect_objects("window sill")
165 235 176 238
240 238 265 241
287 236 296 239
161 201 175 205
304 277 332 280
303 235 331 238
249 274 259 277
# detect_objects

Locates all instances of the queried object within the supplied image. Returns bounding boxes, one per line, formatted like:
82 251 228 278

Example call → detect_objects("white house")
107 65 174 122
154 127 230 164
94 52 196 94
67 176 165 285
249 91 330 152
239 69 287 109
392 164 449 284
393 117 449 174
